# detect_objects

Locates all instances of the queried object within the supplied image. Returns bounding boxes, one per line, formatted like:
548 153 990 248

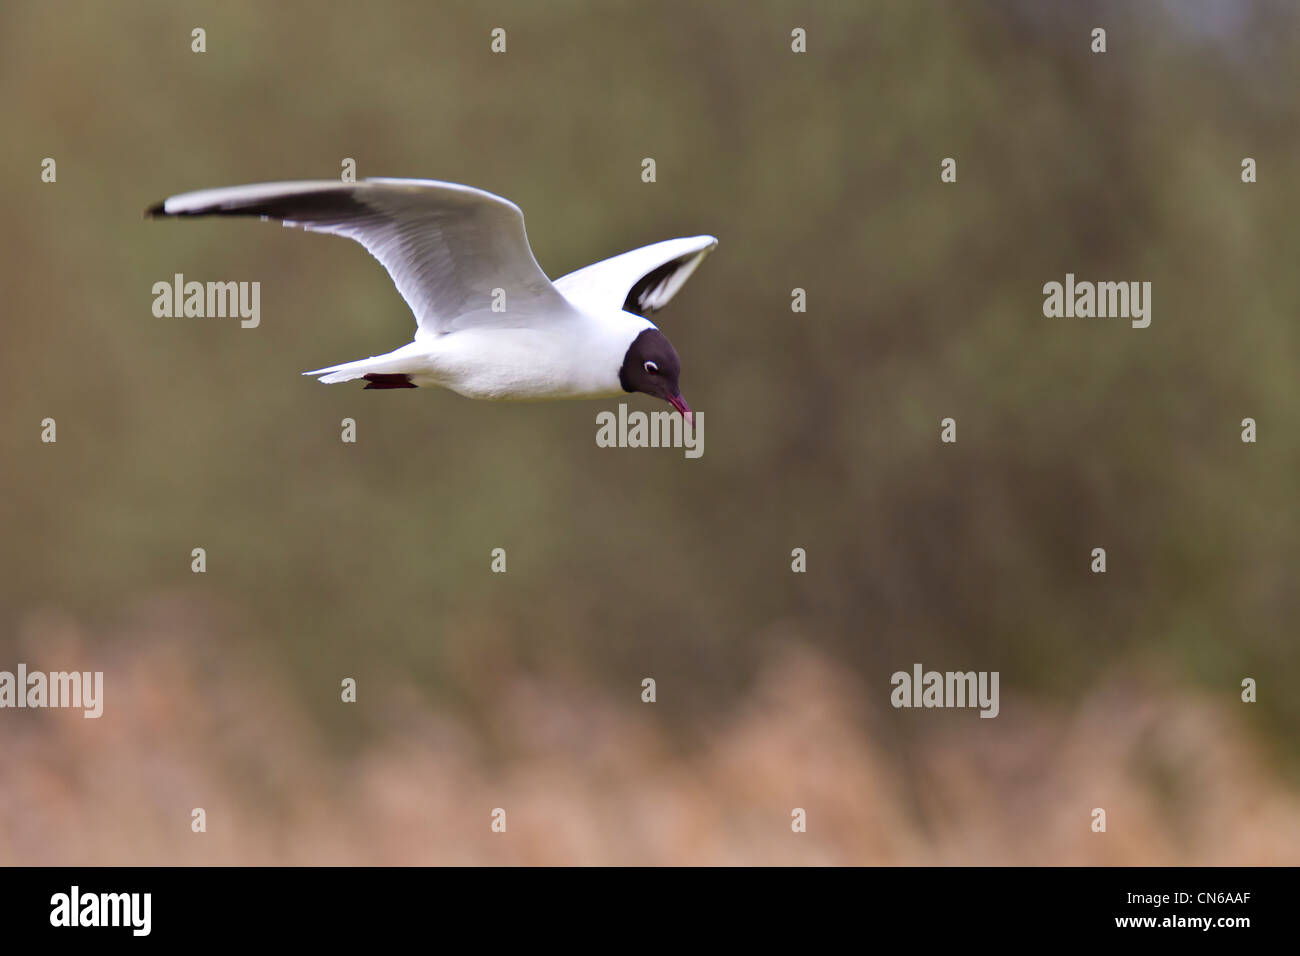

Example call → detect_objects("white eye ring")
644 361 659 374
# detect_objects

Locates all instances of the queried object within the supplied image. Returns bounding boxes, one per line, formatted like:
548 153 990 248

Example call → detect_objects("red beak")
668 394 693 426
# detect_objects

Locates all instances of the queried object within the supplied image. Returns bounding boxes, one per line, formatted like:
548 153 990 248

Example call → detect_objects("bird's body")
147 178 715 418
311 307 654 401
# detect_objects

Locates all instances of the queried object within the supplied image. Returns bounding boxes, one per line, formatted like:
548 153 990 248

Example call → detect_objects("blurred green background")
1 0 1297 864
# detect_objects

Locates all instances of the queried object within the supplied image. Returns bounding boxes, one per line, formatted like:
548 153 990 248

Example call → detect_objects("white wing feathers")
148 178 573 335
553 235 718 317
149 178 716 331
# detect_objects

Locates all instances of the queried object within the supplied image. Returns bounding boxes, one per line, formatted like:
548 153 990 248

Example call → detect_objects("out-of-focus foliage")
1 1 1297 862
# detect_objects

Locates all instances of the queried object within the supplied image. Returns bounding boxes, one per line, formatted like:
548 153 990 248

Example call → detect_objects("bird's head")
619 329 691 424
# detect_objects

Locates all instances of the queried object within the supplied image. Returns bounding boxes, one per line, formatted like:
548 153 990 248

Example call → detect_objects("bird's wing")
553 235 718 317
147 178 575 334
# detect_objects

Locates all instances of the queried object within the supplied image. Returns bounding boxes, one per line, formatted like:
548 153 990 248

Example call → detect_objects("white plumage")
149 178 717 404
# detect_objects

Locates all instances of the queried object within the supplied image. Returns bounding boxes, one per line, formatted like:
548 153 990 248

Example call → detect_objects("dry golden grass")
2 597 1296 866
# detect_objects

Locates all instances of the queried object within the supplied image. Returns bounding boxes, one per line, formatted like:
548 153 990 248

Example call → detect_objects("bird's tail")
303 352 419 387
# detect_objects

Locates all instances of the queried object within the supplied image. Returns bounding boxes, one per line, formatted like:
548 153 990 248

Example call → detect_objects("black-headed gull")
147 179 716 422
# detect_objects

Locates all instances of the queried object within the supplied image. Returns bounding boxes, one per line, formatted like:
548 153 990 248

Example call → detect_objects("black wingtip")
144 200 167 219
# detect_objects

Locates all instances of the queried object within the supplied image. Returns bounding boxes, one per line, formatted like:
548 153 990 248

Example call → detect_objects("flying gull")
147 178 716 422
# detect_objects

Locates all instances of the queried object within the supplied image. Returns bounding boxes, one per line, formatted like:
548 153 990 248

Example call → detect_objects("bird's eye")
644 361 659 375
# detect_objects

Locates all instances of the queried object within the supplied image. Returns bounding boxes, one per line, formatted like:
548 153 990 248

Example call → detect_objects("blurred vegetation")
1 0 1298 847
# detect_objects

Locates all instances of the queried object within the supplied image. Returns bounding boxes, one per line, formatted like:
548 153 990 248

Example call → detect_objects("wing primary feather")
624 253 696 316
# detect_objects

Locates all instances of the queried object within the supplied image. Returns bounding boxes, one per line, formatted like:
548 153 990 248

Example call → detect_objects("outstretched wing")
147 178 575 334
553 235 717 317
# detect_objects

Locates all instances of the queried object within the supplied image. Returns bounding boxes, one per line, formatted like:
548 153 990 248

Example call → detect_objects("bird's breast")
420 325 627 401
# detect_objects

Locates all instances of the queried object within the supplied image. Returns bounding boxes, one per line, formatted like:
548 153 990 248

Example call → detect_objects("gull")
147 178 717 421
